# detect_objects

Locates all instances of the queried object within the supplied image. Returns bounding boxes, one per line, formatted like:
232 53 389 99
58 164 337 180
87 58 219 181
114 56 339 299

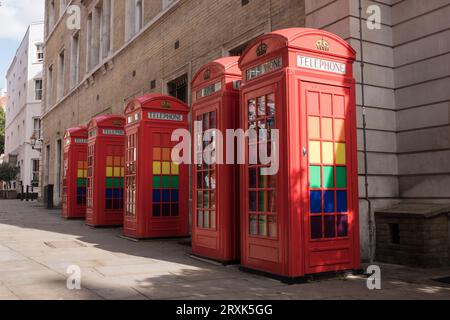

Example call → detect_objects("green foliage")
0 162 19 183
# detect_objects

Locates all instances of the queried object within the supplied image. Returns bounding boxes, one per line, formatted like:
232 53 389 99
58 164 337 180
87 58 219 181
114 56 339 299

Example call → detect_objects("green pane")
153 176 161 188
162 176 171 188
310 166 321 189
77 178 86 187
106 178 114 188
172 176 179 188
323 166 335 188
114 178 124 188
336 167 347 188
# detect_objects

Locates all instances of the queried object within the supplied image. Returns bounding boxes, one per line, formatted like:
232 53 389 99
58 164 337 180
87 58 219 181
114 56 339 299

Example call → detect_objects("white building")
5 22 44 192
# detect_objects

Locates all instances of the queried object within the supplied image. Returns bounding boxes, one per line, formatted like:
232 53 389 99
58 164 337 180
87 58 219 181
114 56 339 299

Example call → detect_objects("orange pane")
308 117 320 139
153 148 161 160
334 119 346 142
106 156 113 166
307 91 320 115
320 93 332 115
162 148 171 161
333 95 345 116
321 118 333 140
114 156 121 166
322 142 334 164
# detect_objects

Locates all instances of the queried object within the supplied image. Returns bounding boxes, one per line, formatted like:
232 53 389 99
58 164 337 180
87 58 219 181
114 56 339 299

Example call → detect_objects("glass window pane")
267 94 275 116
249 191 257 212
248 99 256 122
311 216 322 239
249 168 257 188
324 215 336 238
268 215 277 237
257 96 266 117
337 215 348 237
249 215 258 235
259 215 267 237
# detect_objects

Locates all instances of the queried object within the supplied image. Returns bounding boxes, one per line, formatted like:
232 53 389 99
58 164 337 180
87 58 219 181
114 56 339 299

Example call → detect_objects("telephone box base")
190 254 239 267
239 266 363 285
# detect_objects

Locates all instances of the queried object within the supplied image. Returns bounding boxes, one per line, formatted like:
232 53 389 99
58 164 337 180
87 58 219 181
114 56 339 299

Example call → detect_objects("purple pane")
311 216 322 239
324 215 336 238
337 215 348 237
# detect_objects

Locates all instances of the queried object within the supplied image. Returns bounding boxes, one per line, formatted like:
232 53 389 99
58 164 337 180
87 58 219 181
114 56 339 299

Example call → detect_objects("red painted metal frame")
62 127 88 219
123 94 190 239
238 28 360 279
191 57 241 263
86 115 126 227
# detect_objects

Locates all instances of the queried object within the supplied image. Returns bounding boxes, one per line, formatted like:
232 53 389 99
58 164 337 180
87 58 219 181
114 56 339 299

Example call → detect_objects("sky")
0 0 45 91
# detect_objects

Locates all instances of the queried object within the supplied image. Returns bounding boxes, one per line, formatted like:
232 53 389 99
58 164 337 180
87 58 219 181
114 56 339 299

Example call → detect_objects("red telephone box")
62 127 88 219
239 28 360 280
86 115 126 227
123 94 190 239
190 57 241 263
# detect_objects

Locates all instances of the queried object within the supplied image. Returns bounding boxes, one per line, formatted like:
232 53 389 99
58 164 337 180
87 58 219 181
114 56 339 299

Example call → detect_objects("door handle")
303 147 308 157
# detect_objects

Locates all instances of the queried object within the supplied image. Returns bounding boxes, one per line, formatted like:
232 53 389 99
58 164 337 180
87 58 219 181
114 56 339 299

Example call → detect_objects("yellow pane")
77 169 83 178
83 170 88 178
308 117 320 139
114 167 121 177
120 168 125 177
321 118 333 140
335 143 346 165
153 162 161 175
171 163 180 175
106 167 113 177
309 141 321 164
106 156 113 166
334 119 346 142
322 142 334 164
162 162 171 175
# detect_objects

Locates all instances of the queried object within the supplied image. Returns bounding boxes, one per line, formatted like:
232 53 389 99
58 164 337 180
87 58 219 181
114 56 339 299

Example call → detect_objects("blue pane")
324 191 335 213
77 188 83 196
162 190 171 202
310 191 322 213
337 191 348 213
82 188 86 195
119 189 124 197
171 190 179 202
113 189 120 198
152 190 161 202
105 188 113 198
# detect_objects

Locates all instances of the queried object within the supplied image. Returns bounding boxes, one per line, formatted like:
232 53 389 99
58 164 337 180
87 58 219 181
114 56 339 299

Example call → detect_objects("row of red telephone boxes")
62 28 361 280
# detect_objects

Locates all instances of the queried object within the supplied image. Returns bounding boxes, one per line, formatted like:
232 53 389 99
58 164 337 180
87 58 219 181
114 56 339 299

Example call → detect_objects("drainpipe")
358 0 375 263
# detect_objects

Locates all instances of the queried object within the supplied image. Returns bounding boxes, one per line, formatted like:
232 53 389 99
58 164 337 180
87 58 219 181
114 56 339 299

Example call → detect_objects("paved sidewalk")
0 200 449 300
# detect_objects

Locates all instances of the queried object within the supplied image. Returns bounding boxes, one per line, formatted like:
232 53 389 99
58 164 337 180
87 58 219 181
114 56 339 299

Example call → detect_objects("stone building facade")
41 0 450 261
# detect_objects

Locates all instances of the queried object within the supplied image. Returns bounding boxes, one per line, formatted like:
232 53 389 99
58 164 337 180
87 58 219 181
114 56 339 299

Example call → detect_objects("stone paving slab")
0 200 449 300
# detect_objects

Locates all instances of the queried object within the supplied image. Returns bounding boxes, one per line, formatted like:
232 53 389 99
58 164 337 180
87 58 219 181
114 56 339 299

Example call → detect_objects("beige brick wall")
41 0 305 204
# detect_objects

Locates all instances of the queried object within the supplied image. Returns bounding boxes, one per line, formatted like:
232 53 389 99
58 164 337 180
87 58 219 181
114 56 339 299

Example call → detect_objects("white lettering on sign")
297 56 346 75
102 129 125 136
148 112 184 122
246 57 283 81
197 82 222 99
74 138 88 144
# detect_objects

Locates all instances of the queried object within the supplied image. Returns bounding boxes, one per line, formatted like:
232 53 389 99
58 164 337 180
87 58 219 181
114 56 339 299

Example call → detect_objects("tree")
0 162 19 189
0 108 5 155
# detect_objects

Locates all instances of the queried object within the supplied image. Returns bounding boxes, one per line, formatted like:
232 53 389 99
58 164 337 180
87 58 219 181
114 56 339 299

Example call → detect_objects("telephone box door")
302 81 357 274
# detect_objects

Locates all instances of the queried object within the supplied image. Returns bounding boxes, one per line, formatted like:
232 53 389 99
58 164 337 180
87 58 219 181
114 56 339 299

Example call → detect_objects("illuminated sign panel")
148 112 184 122
246 57 283 81
297 55 346 75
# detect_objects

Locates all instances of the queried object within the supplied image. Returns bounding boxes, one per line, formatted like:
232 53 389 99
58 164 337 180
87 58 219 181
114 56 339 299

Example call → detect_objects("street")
0 200 448 300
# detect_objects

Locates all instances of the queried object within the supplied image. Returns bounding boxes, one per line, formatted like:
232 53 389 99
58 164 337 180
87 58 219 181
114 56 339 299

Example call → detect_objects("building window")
125 0 143 41
167 74 188 103
86 13 93 71
36 44 44 62
57 50 65 101
70 32 80 88
31 159 40 187
46 65 53 110
35 79 43 100
101 0 113 59
162 0 174 9
33 118 41 139
59 0 68 17
229 41 251 57
47 0 56 33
